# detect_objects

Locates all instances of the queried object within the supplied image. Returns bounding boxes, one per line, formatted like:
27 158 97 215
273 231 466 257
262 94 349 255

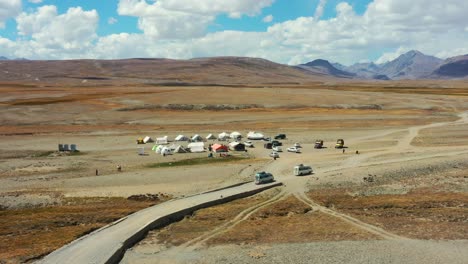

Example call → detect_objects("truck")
335 139 344 149
314 140 324 149
294 164 313 176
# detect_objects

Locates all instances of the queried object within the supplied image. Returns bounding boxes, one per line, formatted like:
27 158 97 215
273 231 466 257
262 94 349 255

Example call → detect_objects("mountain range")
0 50 466 83
300 50 468 80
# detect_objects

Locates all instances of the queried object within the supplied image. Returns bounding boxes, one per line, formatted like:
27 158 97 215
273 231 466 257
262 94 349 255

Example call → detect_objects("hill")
0 57 327 86
431 55 468 79
297 59 355 79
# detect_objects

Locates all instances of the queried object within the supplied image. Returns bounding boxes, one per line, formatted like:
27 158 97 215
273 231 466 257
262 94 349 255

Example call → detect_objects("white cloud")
108 17 118 25
0 0 21 28
314 0 328 21
375 47 410 64
28 0 43 3
117 0 274 39
15 5 98 59
263 14 273 23
3 0 468 65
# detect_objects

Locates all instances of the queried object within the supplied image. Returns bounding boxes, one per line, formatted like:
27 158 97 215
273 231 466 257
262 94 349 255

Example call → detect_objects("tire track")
294 192 406 240
181 190 287 250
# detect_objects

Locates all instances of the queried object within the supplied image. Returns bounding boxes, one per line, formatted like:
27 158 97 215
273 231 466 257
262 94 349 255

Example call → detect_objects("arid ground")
1 78 468 263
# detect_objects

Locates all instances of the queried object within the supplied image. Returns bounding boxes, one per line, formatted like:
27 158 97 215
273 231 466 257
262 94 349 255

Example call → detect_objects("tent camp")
218 132 229 141
191 134 203 142
229 142 246 151
175 135 188 141
230 131 242 140
212 144 228 153
247 131 264 140
143 136 153 143
156 136 168 145
175 145 190 153
206 134 216 140
188 142 205 153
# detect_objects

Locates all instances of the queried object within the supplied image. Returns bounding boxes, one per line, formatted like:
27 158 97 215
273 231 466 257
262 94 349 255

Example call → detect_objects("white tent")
218 132 229 141
188 142 205 153
247 131 264 140
175 145 190 153
206 134 216 140
161 147 172 156
175 135 188 141
155 145 164 154
156 136 168 145
230 131 242 140
191 134 203 142
167 144 178 151
229 141 246 151
143 136 153 143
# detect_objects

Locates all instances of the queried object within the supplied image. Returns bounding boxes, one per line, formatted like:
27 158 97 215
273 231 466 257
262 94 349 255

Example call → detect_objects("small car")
271 140 283 147
255 171 274 184
274 134 286 140
269 151 280 158
294 164 313 176
244 141 254 148
272 146 282 152
294 142 302 148
287 146 301 153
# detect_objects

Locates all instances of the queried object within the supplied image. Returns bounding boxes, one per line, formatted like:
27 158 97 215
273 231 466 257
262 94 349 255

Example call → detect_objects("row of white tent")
147 131 266 144
146 140 250 156
150 142 206 155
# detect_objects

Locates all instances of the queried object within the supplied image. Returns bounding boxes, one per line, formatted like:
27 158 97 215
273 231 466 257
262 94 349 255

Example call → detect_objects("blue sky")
0 0 467 64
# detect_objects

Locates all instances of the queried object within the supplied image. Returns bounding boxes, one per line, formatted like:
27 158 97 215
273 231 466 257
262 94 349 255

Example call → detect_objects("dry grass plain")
1 77 468 263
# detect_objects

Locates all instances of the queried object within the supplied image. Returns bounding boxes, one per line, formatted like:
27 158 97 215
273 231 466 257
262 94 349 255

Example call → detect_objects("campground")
1 82 468 263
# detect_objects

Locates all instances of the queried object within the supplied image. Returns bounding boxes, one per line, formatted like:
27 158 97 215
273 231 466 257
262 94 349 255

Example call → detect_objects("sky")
0 0 467 65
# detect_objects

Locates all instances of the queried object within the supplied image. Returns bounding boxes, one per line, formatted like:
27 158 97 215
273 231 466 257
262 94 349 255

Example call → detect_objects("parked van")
294 164 313 176
255 171 274 184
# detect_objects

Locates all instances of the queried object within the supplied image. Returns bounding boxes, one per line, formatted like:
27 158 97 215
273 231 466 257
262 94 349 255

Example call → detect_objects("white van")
294 164 313 176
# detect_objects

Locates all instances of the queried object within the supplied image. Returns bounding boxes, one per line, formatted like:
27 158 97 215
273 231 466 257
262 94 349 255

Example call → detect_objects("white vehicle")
294 142 302 148
255 171 274 184
287 146 301 153
269 151 279 158
272 146 282 152
247 131 265 140
244 141 254 148
294 164 313 176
